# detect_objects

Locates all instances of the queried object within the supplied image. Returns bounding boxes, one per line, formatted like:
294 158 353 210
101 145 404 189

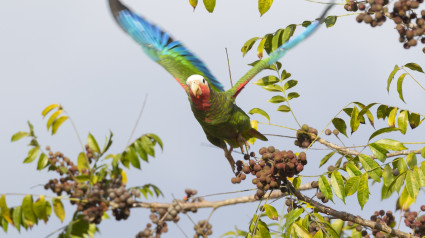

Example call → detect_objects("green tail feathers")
249 128 268 141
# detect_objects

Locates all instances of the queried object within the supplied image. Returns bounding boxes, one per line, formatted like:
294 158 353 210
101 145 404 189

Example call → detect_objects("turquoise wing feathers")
108 0 225 92
227 4 334 98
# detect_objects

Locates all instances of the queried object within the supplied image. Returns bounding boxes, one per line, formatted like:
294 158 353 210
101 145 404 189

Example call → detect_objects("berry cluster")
136 222 168 238
194 220 213 238
43 145 140 224
294 124 317 148
285 198 302 212
404 206 425 237
308 221 325 236
230 146 307 199
365 210 395 237
108 177 139 221
345 0 425 53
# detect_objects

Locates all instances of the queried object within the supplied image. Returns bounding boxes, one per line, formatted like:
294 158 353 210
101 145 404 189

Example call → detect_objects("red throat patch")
189 83 211 111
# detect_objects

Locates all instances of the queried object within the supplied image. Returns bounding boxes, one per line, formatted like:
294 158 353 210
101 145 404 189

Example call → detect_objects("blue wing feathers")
114 6 224 91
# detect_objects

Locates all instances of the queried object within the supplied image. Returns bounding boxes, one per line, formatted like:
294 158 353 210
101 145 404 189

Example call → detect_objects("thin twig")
64 110 85 152
126 94 148 147
225 48 233 88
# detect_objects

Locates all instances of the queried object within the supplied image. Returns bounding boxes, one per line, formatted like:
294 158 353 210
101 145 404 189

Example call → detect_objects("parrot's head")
186 74 210 100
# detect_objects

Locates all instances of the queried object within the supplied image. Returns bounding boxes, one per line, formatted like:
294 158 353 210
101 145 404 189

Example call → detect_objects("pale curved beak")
190 82 202 98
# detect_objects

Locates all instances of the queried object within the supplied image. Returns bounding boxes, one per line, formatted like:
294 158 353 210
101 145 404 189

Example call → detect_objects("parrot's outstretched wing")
226 4 334 98
108 0 225 92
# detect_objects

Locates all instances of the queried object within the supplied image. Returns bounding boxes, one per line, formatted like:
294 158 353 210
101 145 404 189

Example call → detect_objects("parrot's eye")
202 78 206 84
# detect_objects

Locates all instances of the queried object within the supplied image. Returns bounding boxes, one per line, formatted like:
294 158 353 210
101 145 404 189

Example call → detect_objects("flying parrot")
108 0 333 172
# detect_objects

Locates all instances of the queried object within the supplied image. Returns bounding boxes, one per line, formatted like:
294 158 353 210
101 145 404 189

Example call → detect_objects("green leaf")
302 21 312 27
284 208 303 229
376 104 388 119
37 153 49 170
397 74 407 102
374 138 407 151
388 172 406 195
41 104 60 117
258 0 273 16
241 37 259 57
406 153 417 169
24 147 40 164
249 108 270 123
332 118 347 137
331 171 345 203
396 158 408 174
51 116 68 135
287 92 300 101
257 37 266 59
46 110 63 130
134 140 148 162
404 62 424 73
409 112 421 129
405 170 419 199
368 143 389 162
357 173 369 209
414 166 425 187
189 0 198 9
293 176 301 189
383 164 394 187
262 84 283 92
277 105 291 113
11 131 29 142
203 0 216 13
281 70 291 80
268 95 286 103
422 147 425 158
22 195 36 227
319 175 333 202
346 163 362 177
263 204 278 220
324 15 337 27
387 65 400 92
272 29 284 52
128 147 141 169
368 127 400 141
359 154 382 182
293 222 312 238
12 206 22 232
388 107 397 127
281 25 296 44
52 198 65 222
254 76 280 86
0 195 12 224
397 110 408 134
33 196 47 223
87 133 101 154
284 80 298 91
319 151 335 168
146 133 163 150
141 136 155 157
350 106 360 134
77 152 90 173
345 176 360 196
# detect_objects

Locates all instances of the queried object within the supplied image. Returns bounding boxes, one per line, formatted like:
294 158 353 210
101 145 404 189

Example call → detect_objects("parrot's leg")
223 145 235 172
237 134 248 155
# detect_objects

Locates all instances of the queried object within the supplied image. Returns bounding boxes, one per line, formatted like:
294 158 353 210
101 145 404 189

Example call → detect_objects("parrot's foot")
223 146 235 172
237 134 250 155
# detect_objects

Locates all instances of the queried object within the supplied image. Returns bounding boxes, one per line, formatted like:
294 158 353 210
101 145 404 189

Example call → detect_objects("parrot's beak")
190 82 202 98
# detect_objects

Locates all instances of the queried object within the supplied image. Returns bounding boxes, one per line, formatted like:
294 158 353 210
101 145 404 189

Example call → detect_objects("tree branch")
286 182 412 238
315 136 422 159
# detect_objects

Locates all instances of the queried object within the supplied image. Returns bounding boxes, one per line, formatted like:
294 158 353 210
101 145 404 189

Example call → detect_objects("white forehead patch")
187 74 206 85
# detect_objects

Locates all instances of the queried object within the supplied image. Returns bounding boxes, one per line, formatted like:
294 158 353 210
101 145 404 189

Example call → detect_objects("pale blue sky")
0 0 424 237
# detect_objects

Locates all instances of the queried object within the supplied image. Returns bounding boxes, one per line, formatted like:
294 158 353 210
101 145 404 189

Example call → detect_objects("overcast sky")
0 0 424 237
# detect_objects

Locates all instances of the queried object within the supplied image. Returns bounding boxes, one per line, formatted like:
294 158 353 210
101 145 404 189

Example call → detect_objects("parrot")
108 0 333 172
